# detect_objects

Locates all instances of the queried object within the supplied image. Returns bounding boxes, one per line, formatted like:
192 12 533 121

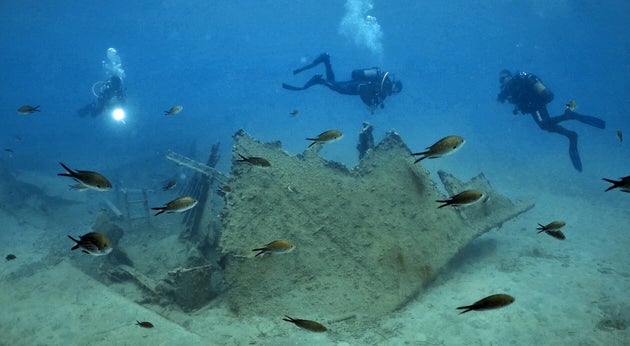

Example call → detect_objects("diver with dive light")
78 48 126 118
497 69 605 172
282 53 402 114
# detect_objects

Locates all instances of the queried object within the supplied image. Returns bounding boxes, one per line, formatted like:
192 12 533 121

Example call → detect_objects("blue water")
1 0 629 343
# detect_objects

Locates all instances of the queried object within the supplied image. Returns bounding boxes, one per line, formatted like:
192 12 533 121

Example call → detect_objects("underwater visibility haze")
1 1 629 345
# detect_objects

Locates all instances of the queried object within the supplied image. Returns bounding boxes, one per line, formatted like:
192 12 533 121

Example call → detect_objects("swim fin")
564 110 606 129
569 145 582 172
577 115 606 129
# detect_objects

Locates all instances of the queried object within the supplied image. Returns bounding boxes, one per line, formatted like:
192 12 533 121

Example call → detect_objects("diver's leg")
293 53 335 81
282 74 325 91
540 121 582 172
549 109 606 129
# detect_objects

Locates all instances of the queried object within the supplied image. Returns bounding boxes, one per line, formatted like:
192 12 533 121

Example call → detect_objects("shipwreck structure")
49 126 532 329
218 129 534 320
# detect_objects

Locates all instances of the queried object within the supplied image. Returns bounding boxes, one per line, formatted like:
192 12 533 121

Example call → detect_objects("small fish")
17 105 40 114
15 135 22 141
306 129 343 148
412 135 465 163
162 179 177 191
289 109 299 117
436 190 484 208
544 230 566 240
282 316 327 332
236 154 271 167
252 240 295 257
4 148 13 154
68 183 89 191
617 130 623 145
457 294 515 314
68 232 113 256
58 162 112 191
164 105 183 115
602 176 630 193
136 321 154 328
151 196 198 216
536 221 566 233
217 185 232 197
566 100 578 111
6 254 16 261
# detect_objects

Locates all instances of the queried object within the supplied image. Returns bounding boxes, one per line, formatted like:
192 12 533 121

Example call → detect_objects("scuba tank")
352 67 381 81
526 73 554 103
533 79 547 94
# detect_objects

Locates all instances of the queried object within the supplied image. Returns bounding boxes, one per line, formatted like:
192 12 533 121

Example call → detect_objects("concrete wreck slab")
219 129 534 323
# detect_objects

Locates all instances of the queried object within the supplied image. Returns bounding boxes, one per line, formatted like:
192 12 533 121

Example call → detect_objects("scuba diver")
282 53 402 113
78 48 126 117
497 69 605 172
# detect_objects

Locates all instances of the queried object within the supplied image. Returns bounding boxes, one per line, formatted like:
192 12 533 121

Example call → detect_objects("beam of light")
112 108 126 124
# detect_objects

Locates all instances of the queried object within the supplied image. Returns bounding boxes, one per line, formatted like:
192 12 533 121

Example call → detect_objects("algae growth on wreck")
219 129 533 323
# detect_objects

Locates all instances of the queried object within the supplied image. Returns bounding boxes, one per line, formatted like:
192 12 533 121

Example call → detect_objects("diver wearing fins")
282 53 402 114
497 69 605 172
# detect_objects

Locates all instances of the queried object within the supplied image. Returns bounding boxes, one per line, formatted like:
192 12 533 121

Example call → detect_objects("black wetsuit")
78 76 126 117
498 71 605 172
283 53 400 113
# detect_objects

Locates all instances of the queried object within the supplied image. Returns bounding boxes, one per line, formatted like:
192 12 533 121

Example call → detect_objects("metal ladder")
122 188 151 231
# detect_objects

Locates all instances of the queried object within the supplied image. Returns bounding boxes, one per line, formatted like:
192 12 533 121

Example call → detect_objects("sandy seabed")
0 171 628 346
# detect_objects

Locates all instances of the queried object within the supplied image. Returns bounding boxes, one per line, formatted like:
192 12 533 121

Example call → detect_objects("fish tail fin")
236 153 248 162
34 105 41 112
411 151 428 163
413 156 427 163
307 141 317 148
436 201 449 209
456 306 473 314
68 235 80 250
252 248 265 257
151 207 166 216
58 162 75 176
536 223 545 231
282 316 296 323
602 178 618 191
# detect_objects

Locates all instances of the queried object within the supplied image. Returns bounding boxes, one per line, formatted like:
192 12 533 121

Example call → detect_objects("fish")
544 230 566 240
68 232 113 256
252 240 295 257
6 254 16 261
289 109 299 117
306 129 343 148
4 148 13 154
136 321 154 328
617 130 623 145
602 176 630 193
164 105 183 115
412 135 465 163
17 105 40 114
58 162 112 191
282 316 327 332
236 154 271 167
536 221 566 233
566 100 578 111
151 196 198 216
162 179 177 191
436 190 484 208
456 294 515 314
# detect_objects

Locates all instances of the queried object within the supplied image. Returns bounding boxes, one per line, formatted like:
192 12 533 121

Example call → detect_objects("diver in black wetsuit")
497 69 605 172
78 75 126 117
282 53 402 113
